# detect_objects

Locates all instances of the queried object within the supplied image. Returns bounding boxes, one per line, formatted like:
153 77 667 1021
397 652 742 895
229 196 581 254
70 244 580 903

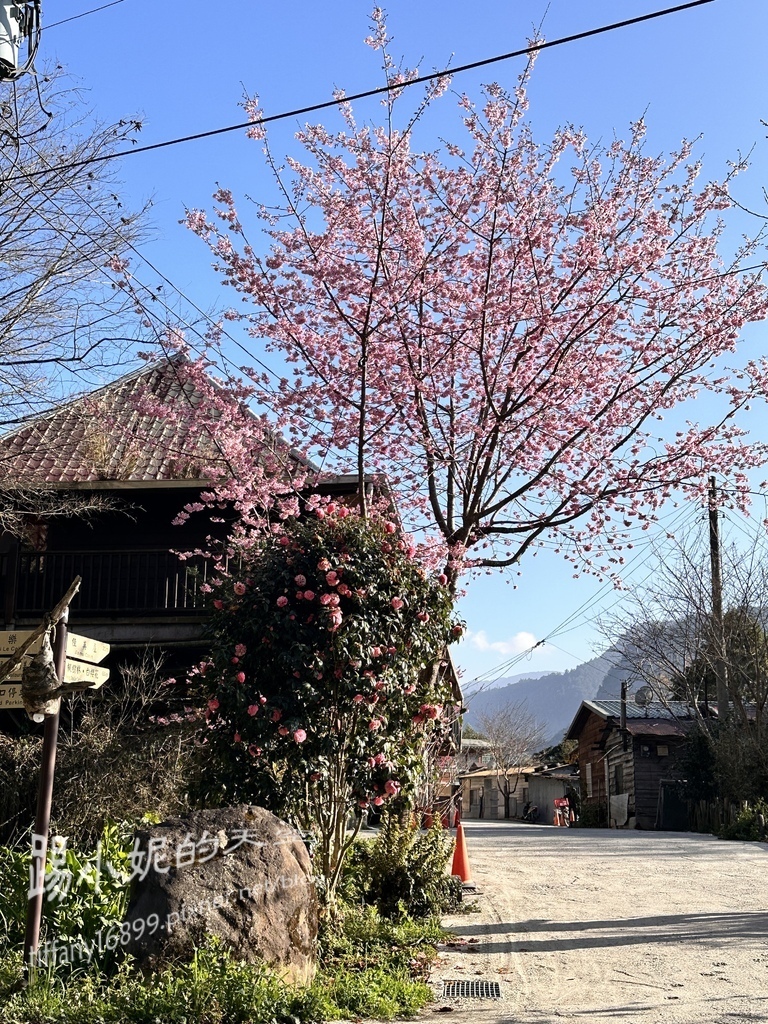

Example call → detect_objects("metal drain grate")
442 980 501 1000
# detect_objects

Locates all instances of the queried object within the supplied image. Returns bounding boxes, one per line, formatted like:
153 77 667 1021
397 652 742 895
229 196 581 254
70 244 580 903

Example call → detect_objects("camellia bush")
193 505 461 898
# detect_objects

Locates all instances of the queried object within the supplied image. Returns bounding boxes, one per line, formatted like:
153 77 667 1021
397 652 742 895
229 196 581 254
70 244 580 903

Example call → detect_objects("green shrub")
719 799 768 842
0 821 133 955
342 815 461 919
575 802 607 828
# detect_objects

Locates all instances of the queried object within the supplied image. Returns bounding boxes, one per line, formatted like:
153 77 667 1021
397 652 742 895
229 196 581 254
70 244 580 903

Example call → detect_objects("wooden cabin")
0 357 368 666
565 699 695 830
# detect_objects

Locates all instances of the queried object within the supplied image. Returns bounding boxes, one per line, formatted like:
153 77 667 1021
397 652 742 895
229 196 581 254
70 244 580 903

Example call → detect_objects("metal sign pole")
22 607 68 978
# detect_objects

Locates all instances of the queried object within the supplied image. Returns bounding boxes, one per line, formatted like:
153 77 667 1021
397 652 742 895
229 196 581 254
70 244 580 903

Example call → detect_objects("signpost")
10 579 112 979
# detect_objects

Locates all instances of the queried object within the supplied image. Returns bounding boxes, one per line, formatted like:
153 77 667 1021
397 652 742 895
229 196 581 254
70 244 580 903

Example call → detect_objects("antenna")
0 2 40 83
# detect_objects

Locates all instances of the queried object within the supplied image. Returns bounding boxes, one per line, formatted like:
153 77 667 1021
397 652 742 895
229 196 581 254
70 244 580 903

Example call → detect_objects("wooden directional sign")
0 631 109 664
0 683 24 710
0 657 109 686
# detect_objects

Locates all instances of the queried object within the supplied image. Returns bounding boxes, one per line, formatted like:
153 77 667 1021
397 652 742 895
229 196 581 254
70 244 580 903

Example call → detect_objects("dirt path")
429 821 768 1024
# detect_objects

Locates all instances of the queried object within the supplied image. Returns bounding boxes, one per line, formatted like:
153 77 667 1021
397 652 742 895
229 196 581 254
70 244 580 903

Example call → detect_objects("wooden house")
0 357 370 671
565 699 695 830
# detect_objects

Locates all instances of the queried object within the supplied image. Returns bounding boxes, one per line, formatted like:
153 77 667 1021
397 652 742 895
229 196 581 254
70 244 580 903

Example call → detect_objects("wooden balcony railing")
12 549 212 617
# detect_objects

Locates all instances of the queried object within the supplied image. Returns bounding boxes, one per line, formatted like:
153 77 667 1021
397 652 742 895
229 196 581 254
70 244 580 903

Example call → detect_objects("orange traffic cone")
451 822 472 883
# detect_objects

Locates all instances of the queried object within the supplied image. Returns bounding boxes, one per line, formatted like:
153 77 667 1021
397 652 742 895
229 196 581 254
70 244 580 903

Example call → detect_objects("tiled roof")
0 358 240 485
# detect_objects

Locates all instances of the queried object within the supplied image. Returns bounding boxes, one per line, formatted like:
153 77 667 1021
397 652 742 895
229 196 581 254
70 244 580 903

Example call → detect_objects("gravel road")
430 820 768 1024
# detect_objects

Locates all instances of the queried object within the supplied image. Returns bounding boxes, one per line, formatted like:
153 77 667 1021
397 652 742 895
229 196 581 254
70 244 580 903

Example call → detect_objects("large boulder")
124 805 317 984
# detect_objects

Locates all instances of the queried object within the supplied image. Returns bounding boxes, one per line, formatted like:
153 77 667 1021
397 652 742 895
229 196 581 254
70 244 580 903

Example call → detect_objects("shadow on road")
447 910 768 952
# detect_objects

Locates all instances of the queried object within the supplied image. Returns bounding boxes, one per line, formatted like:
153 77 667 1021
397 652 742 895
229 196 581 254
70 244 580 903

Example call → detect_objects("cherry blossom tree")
181 10 768 589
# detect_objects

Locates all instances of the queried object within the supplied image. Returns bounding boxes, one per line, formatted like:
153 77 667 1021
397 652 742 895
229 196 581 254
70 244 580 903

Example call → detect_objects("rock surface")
124 804 317 983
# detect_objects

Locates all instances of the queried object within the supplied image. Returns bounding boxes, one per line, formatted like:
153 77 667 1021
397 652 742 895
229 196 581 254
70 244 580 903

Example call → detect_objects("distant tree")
477 701 545 818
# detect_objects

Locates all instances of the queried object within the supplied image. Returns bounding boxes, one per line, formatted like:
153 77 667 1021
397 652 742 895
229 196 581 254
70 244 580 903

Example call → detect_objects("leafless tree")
477 701 546 818
602 521 768 742
0 69 150 428
0 69 152 533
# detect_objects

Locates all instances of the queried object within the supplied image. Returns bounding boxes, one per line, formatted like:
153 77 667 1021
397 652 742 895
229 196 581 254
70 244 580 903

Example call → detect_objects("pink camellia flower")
293 728 307 744
384 522 396 534
233 582 246 596
234 732 241 743
271 709 282 721
236 671 246 684
452 624 464 637
235 644 247 657
369 719 382 731
320 593 332 606
326 571 339 586
279 536 289 546
276 595 289 607
412 713 425 726
375 681 386 691
353 694 365 703
390 597 404 611
338 506 349 518
438 573 448 586
260 695 267 704
381 541 392 553
304 590 316 601
231 656 239 664
374 753 386 765
371 647 382 658
248 744 261 758
367 756 376 767
295 574 307 586
278 726 290 736
207 698 220 712
417 611 430 622
337 584 351 596
328 593 340 606
213 599 224 610
317 558 331 571
296 591 304 600
373 796 385 806
247 704 259 716
385 779 401 796
358 798 369 809
310 772 322 781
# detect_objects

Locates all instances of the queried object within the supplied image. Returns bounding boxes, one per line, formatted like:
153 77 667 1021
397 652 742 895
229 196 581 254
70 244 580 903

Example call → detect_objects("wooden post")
22 608 68 978
708 477 729 721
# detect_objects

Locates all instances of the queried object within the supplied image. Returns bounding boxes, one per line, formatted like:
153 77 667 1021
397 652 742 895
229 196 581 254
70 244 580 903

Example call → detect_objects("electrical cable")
10 0 716 181
46 1 125 30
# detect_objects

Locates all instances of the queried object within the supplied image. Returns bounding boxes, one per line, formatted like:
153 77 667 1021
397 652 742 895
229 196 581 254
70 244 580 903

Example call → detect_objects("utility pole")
708 476 729 721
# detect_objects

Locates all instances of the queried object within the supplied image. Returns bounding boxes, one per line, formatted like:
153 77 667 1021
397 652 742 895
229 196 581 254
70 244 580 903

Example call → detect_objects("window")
585 763 593 798
614 764 624 794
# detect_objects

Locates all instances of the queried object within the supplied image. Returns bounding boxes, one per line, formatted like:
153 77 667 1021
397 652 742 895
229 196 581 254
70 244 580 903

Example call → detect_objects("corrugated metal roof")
583 699 694 721
624 720 692 738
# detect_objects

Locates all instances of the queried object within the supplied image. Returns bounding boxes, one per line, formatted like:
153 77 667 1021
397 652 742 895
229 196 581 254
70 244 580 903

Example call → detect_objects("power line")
14 0 716 180
46 1 126 30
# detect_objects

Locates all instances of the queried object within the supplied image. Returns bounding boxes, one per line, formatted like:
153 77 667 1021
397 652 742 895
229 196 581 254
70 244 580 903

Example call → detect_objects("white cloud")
468 629 537 656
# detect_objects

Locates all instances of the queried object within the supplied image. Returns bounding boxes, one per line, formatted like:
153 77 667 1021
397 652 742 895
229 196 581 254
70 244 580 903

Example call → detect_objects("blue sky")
38 0 768 685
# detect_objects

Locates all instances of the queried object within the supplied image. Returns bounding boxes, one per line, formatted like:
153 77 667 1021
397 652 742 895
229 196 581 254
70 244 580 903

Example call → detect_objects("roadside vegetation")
0 814 458 1023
